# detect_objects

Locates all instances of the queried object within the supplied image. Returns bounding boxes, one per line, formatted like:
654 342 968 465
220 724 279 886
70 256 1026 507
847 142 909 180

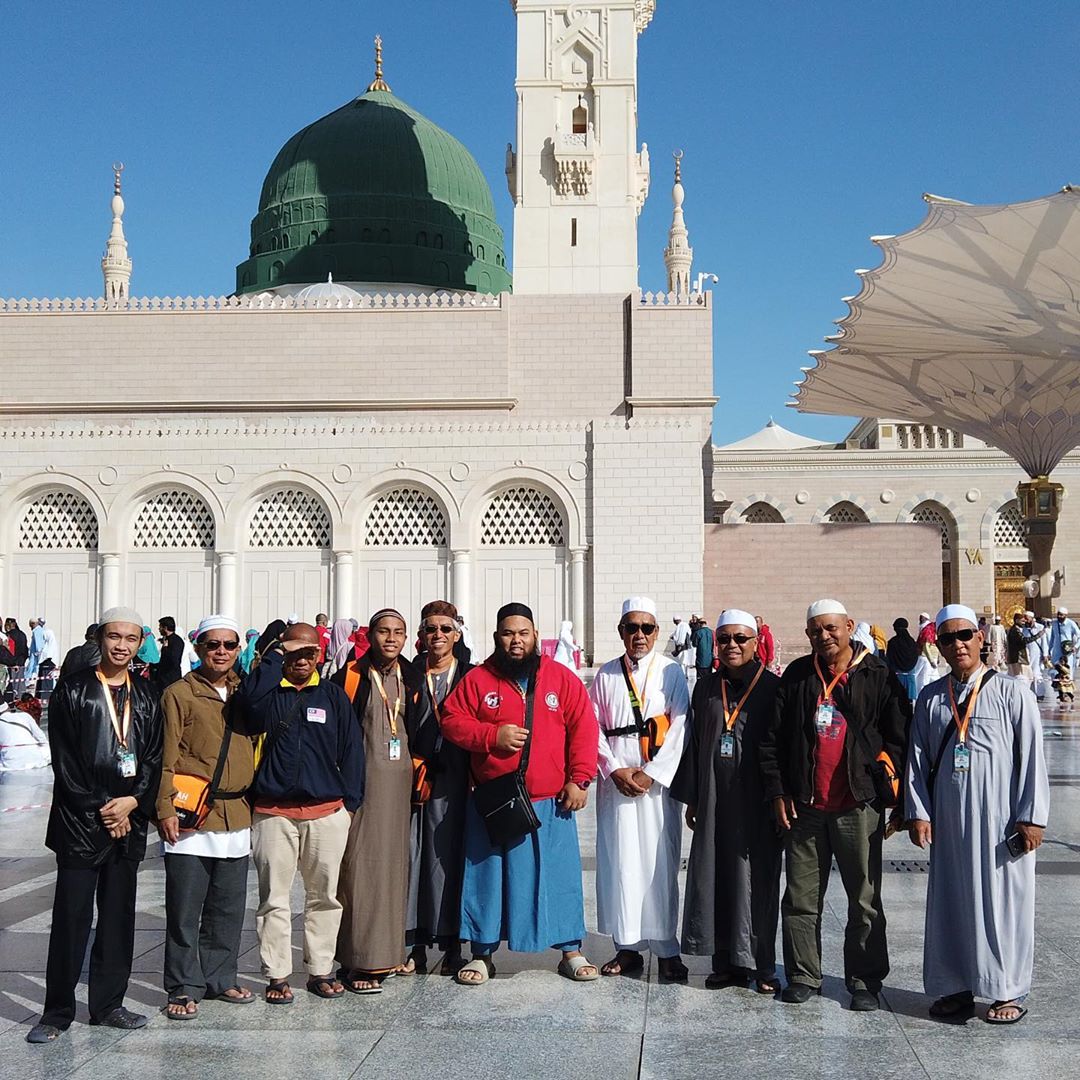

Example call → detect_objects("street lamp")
694 272 718 293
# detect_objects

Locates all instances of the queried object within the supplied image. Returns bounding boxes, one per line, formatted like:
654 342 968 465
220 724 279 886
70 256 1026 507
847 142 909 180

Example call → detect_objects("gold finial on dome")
368 34 391 93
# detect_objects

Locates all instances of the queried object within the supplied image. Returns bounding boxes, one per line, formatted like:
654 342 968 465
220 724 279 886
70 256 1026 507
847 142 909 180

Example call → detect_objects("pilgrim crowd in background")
17 586 1049 1042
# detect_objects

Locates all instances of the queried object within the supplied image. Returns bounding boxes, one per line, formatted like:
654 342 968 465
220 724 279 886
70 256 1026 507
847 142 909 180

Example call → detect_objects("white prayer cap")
1024 610 1036 618
935 604 978 630
195 614 240 640
806 599 847 622
36 616 46 624
98 605 144 629
286 612 301 625
1060 607 1070 615
621 596 658 619
717 608 756 630
918 612 931 623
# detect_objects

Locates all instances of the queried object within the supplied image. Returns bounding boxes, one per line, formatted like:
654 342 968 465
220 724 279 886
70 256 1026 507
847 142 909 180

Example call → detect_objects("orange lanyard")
813 648 867 704
720 663 764 732
96 671 132 748
425 659 456 720
622 653 657 714
946 667 987 745
370 665 402 739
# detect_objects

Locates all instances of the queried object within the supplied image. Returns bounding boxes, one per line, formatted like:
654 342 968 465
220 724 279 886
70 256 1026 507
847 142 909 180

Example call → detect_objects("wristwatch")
576 778 591 789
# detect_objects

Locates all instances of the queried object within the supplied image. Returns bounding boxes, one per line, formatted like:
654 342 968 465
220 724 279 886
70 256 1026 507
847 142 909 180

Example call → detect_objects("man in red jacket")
440 602 600 986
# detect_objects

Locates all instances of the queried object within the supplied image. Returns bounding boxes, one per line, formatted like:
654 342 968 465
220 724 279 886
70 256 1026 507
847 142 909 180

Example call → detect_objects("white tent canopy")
715 418 831 452
792 187 1080 477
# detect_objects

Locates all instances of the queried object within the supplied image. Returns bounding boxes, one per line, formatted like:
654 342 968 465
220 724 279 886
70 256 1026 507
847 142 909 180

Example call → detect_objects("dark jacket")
59 640 102 684
152 634 185 694
45 668 163 866
331 652 437 761
758 649 910 806
233 649 364 812
8 626 28 666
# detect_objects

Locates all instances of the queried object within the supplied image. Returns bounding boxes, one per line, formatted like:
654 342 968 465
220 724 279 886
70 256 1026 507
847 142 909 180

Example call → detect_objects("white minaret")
507 0 655 294
663 151 693 295
101 163 132 303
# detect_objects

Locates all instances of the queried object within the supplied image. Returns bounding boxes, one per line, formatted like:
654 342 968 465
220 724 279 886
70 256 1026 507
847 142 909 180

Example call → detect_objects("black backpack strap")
607 659 647 739
206 720 234 806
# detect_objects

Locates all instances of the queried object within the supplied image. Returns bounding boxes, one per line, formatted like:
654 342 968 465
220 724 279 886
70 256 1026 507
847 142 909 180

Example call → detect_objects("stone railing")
895 423 963 450
0 292 506 314
637 290 710 307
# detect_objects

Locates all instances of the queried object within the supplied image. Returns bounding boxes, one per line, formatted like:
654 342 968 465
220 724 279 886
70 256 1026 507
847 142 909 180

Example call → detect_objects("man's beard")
491 647 541 681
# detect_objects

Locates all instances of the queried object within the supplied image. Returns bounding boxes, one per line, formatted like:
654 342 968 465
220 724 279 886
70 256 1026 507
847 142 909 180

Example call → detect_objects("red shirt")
440 655 598 800
756 624 776 667
812 669 857 812
316 625 331 664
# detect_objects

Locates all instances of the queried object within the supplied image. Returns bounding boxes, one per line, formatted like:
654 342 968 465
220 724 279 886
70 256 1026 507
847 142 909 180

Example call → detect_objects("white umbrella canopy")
792 187 1080 477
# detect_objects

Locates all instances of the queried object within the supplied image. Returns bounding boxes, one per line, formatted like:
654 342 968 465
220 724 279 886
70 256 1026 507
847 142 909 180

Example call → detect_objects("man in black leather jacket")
27 607 163 1044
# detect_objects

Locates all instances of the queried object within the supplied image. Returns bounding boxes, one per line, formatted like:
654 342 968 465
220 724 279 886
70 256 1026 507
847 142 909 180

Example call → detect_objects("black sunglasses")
422 623 457 635
202 639 241 652
717 633 756 645
621 622 658 636
938 628 977 647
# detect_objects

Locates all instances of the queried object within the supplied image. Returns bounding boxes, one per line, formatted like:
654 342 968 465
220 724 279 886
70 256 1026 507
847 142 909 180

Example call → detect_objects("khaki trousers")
252 809 351 979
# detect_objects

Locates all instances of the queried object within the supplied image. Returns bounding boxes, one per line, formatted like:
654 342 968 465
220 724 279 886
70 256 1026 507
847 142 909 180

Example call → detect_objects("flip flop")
343 972 384 995
165 996 197 1021
755 977 781 995
558 955 600 982
265 980 294 1005
929 991 975 1022
205 987 255 1004
985 999 1028 1025
601 950 644 977
455 957 495 986
306 975 345 999
705 970 749 990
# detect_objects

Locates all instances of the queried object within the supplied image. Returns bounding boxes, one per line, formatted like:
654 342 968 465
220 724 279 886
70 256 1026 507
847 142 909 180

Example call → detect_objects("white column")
216 551 239 619
451 548 473 615
0 555 6 619
100 553 121 612
334 550 355 619
570 546 587 652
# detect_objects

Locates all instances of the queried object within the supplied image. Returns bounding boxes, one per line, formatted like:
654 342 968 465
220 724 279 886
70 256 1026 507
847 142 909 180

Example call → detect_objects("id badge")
118 749 137 778
720 733 735 759
306 707 326 724
815 703 834 733
953 744 970 774
389 737 402 761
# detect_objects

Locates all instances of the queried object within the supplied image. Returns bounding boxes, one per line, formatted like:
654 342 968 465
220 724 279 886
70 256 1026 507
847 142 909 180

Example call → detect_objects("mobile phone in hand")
1006 831 1027 857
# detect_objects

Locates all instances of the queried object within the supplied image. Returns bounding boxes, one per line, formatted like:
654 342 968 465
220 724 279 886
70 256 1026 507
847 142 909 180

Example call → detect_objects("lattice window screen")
19 491 99 550
742 502 784 524
365 488 447 546
993 500 1028 548
248 489 331 549
480 488 565 546
133 490 215 549
911 502 952 553
825 501 869 524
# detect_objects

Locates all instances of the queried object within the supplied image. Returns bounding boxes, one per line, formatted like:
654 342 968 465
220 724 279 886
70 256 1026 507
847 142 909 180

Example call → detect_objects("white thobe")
1049 618 1080 678
906 670 1049 1001
590 650 689 950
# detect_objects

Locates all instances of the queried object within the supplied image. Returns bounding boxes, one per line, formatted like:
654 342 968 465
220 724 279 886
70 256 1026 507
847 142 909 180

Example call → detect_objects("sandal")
657 956 689 984
439 951 465 977
558 954 599 982
705 969 749 990
205 987 255 1004
165 996 197 1021
306 975 345 999
755 977 782 995
265 980 294 1005
929 991 975 1022
986 999 1028 1025
455 957 496 986
601 950 644 977
342 971 384 995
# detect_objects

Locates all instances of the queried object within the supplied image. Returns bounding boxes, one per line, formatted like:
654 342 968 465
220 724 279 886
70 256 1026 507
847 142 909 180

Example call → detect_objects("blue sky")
3 1 1077 442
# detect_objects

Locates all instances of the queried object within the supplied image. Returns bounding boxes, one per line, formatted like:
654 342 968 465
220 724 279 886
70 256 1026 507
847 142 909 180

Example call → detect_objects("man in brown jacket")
156 614 256 1019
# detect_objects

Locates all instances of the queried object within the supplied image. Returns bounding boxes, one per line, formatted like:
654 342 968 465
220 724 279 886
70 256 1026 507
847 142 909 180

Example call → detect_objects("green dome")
235 88 511 295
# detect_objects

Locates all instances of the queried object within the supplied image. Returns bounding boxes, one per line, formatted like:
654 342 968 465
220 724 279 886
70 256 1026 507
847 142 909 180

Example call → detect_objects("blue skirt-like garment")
460 795 586 953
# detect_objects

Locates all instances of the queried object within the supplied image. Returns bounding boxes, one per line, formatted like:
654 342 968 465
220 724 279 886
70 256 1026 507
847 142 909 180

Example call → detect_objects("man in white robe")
987 616 1007 672
1049 607 1080 680
906 604 1049 1025
591 597 690 981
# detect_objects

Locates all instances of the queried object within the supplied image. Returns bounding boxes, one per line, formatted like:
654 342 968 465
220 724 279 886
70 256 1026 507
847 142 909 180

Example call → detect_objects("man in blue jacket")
233 622 364 1004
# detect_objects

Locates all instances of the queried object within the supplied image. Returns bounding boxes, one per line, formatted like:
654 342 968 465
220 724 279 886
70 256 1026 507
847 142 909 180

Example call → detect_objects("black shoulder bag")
471 673 542 847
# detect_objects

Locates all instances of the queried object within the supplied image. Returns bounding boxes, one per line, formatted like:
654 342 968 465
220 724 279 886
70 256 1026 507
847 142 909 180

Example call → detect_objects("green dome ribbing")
235 89 511 295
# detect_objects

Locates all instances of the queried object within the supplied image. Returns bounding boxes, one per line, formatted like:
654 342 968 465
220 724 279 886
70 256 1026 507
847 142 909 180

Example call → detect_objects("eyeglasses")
202 639 241 652
422 623 457 635
621 622 658 636
938 628 977 647
717 633 756 645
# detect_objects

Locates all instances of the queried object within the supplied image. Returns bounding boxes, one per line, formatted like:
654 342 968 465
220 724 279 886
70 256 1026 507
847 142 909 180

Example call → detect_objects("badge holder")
953 743 970 775
389 737 402 761
118 749 137 778
720 732 735 759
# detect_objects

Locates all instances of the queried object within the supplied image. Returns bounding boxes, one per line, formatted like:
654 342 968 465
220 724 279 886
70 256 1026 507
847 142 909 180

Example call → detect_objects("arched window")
994 499 1028 548
741 501 783 524
281 232 290 248
364 488 447 546
379 229 391 244
910 501 953 557
572 97 588 134
19 491 99 550
481 488 565 546
477 244 485 261
416 231 428 247
824 501 869 524
309 229 319 244
362 228 373 243
132 490 215 550
270 260 284 284
465 240 473 256
434 234 444 250
248 489 331 549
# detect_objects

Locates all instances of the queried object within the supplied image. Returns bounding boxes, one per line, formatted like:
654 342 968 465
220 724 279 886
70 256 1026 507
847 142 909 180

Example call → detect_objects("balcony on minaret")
552 121 597 197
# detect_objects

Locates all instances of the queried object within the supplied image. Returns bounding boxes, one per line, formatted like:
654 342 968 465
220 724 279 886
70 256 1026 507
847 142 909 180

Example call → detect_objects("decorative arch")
726 493 791 524
222 472 342 552
741 501 784 524
247 488 332 550
811 493 877 524
364 487 448 547
18 489 99 551
990 498 1029 550
480 488 565 546
979 492 1022 550
460 468 584 551
345 469 459 549
111 472 224 553
0 474 108 554
906 500 956 555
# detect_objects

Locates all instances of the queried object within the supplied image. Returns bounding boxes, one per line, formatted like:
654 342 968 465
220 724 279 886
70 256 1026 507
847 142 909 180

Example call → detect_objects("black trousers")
164 852 249 1000
41 851 139 1028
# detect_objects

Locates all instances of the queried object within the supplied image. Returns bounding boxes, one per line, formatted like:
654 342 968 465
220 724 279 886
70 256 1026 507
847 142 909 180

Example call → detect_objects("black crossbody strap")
616 659 647 734
517 671 536 778
207 717 234 806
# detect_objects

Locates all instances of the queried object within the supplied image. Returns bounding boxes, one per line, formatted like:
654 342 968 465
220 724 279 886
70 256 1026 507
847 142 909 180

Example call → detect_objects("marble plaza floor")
1 703 1079 1080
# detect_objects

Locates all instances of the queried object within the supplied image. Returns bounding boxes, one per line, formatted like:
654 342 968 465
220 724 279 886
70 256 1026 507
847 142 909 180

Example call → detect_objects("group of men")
0 616 58 694
25 590 1049 1042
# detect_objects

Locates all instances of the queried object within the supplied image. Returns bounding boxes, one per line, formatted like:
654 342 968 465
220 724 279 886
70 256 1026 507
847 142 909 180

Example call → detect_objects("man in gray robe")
906 603 1049 1025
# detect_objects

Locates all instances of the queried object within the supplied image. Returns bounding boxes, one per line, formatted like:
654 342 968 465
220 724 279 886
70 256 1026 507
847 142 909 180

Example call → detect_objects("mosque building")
3 0 1073 660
